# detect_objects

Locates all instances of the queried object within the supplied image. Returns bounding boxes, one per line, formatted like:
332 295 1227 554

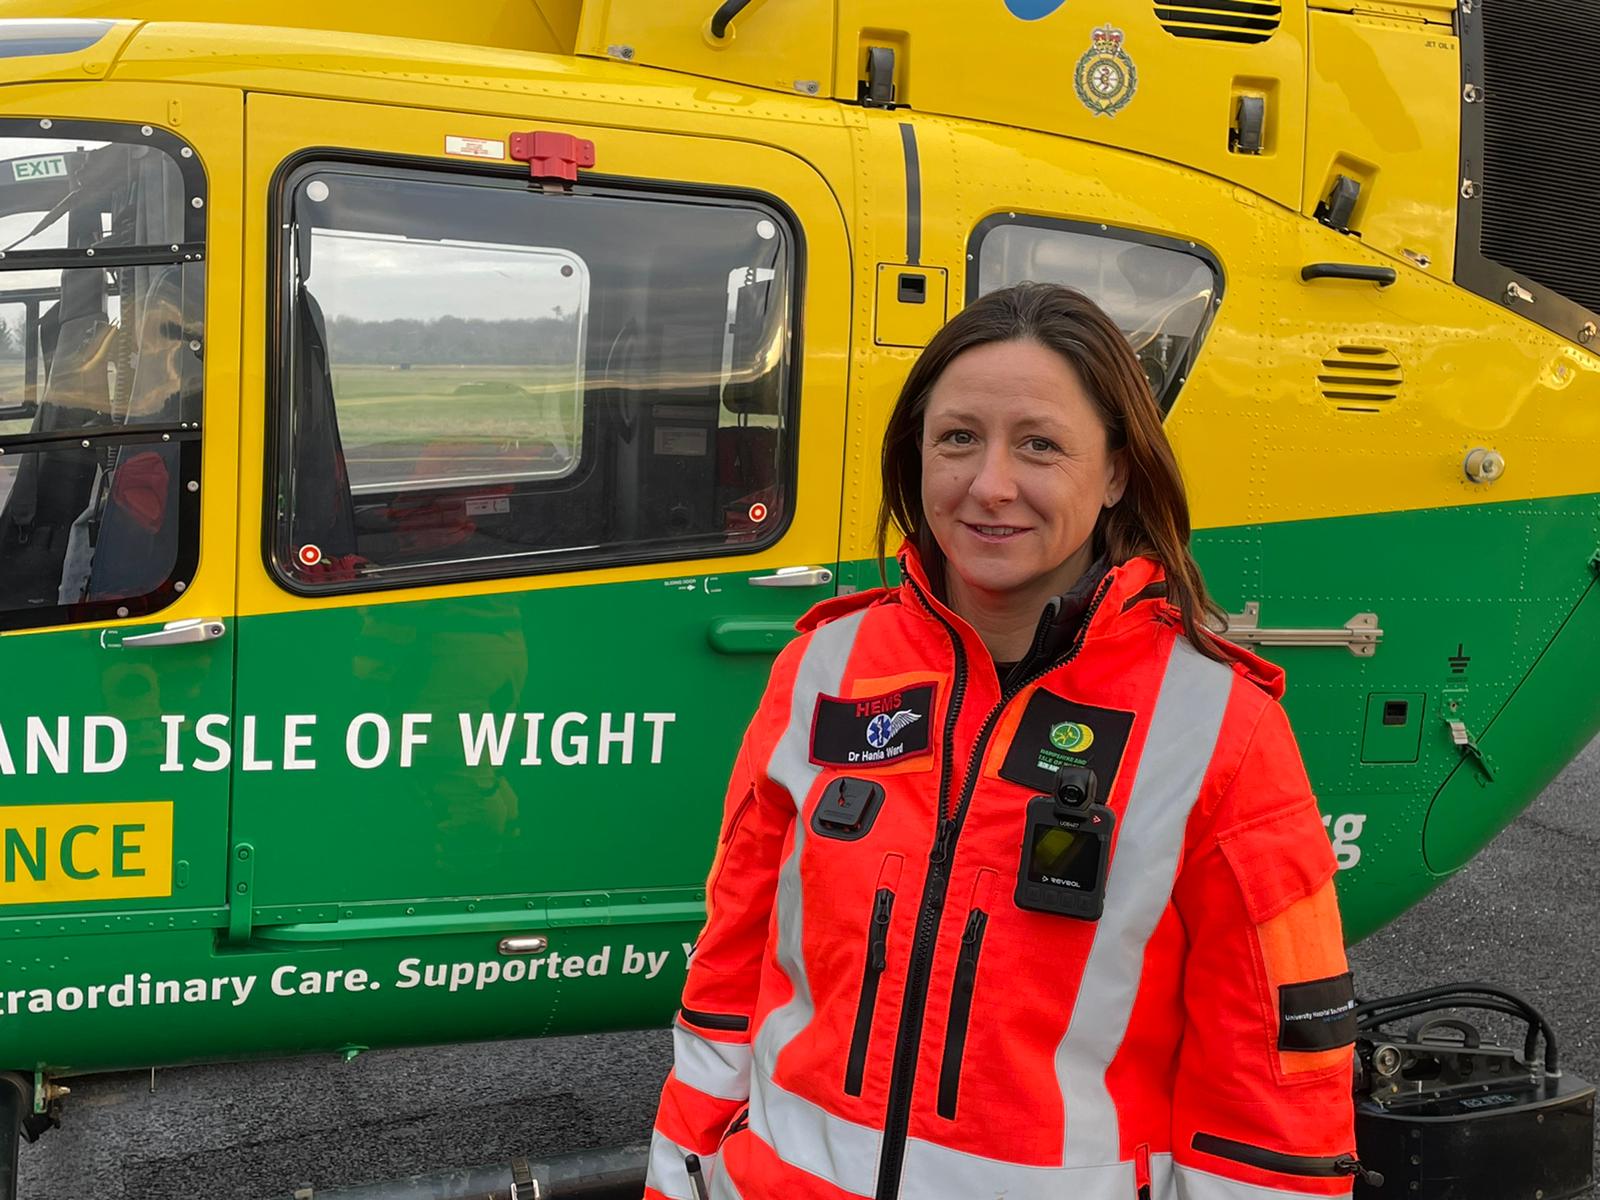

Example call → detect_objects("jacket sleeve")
645 719 793 1200
1170 699 1360 1199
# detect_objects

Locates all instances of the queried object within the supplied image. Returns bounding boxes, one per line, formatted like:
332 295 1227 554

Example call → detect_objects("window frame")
966 213 1225 415
0 117 207 634
308 225 593 496
265 149 806 598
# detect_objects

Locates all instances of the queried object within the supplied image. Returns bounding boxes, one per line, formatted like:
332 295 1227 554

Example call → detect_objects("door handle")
106 617 227 649
748 566 834 588
1300 262 1397 287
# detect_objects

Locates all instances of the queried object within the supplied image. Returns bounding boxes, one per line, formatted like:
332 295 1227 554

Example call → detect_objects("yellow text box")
0 802 173 905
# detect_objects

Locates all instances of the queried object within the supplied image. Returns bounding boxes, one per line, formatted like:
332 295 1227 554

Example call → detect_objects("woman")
646 284 1365 1200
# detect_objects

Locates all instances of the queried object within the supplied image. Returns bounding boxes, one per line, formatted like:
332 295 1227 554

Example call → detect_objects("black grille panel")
1154 0 1281 44
1479 0 1600 316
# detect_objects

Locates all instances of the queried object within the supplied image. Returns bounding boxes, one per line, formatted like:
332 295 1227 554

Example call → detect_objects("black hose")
710 0 754 38
1356 981 1558 1075
293 1142 648 1200
1357 997 1541 1066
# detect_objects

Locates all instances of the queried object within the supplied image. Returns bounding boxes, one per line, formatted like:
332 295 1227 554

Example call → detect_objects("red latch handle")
509 131 596 183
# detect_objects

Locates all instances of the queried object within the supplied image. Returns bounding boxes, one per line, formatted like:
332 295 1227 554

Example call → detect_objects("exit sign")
12 156 66 183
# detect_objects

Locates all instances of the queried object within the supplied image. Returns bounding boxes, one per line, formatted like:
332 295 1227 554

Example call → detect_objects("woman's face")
920 338 1128 608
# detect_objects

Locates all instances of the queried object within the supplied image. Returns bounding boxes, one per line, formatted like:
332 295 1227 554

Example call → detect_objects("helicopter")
0 0 1593 1193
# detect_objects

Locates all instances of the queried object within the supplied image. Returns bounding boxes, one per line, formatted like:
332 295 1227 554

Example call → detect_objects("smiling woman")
645 283 1373 1200
877 282 1224 669
918 339 1127 661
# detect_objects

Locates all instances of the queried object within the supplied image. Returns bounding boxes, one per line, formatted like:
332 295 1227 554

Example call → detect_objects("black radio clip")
1014 765 1114 921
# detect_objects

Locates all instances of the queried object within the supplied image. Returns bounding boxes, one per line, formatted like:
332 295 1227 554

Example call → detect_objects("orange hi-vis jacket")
646 548 1360 1200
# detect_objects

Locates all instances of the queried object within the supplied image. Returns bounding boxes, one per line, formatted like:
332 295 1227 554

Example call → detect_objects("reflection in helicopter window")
973 217 1222 411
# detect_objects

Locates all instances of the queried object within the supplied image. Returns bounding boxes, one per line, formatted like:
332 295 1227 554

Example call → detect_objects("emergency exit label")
1 801 172 904
12 155 66 182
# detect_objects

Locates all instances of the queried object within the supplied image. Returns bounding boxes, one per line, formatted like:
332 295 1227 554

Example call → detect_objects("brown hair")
875 282 1227 661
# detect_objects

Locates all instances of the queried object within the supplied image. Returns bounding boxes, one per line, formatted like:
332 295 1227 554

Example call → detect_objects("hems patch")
811 684 936 767
999 690 1135 794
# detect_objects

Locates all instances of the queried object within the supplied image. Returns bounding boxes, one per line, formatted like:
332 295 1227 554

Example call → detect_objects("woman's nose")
968 445 1018 506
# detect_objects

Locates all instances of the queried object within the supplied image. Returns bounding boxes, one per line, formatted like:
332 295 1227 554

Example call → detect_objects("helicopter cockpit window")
0 121 205 633
972 216 1221 412
272 163 794 593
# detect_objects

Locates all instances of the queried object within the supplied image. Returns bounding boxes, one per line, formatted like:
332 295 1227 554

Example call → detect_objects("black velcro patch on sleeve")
810 683 936 768
1278 972 1358 1052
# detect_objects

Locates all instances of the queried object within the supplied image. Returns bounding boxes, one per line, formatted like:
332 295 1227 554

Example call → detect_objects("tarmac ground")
20 735 1600 1200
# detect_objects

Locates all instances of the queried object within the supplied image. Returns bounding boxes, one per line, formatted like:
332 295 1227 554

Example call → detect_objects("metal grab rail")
1219 602 1382 657
709 0 755 38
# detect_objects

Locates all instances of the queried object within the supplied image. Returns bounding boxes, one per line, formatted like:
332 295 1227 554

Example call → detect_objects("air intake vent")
1154 1 1281 44
1480 0 1600 315
1318 346 1402 412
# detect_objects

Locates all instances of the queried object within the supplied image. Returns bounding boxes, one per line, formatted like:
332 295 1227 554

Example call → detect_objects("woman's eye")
938 429 976 446
1025 437 1059 454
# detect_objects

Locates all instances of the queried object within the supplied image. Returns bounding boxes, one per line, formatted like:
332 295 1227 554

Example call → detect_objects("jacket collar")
896 540 1171 657
893 542 1289 699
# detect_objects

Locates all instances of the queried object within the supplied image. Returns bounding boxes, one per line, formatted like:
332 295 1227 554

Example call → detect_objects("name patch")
998 690 1135 795
1278 972 1359 1052
811 684 936 767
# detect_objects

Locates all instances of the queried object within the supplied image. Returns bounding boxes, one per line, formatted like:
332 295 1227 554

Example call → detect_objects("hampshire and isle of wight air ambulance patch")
999 690 1135 794
810 684 936 767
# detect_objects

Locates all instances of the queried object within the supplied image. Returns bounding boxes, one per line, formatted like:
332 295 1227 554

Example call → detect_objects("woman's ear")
1104 447 1130 509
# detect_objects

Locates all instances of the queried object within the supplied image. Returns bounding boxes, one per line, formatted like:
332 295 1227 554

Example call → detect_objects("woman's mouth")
962 522 1029 542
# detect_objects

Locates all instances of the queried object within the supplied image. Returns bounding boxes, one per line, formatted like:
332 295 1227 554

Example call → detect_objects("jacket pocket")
1134 1143 1151 1200
722 785 756 844
1191 1133 1381 1186
936 868 997 1120
680 1007 750 1033
844 854 903 1096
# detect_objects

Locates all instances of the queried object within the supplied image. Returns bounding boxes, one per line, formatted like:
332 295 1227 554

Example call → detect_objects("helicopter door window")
271 162 796 593
0 303 27 432
970 216 1223 412
0 121 206 633
304 228 588 494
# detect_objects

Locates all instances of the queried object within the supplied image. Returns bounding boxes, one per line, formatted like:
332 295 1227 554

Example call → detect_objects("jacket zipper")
874 574 1113 1200
722 786 755 843
934 907 987 1119
679 1006 749 1033
1192 1133 1384 1187
1135 1143 1151 1200
845 886 896 1096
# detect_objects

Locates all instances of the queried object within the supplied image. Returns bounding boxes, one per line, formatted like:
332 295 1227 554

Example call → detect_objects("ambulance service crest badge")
1074 25 1137 117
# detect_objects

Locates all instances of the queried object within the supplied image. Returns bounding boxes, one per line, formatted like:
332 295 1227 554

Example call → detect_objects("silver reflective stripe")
900 1136 1133 1199
749 1071 1158 1200
741 611 868 1199
748 1005 880 1197
645 1130 718 1200
709 1161 744 1200
1058 638 1234 1164
674 1023 753 1102
752 608 867 1086
1175 1162 1349 1200
1152 1151 1177 1200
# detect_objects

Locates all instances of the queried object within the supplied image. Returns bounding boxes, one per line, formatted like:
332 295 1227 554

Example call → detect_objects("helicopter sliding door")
228 94 849 1051
0 87 246 1072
